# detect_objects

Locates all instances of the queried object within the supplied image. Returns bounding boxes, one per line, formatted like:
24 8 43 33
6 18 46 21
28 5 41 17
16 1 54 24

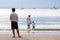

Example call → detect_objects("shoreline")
0 30 60 34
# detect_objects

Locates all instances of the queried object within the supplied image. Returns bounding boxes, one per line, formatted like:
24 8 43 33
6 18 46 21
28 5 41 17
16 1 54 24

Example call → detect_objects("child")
32 21 35 29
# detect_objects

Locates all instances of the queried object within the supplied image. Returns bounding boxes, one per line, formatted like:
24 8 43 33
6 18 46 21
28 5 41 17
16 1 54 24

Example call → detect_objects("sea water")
0 9 60 31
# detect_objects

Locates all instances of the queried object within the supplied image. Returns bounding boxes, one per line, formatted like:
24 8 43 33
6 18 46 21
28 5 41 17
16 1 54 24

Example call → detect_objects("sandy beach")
0 31 60 40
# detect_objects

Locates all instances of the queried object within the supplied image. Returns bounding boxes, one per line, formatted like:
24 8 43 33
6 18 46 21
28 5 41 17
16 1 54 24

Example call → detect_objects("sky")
0 0 60 9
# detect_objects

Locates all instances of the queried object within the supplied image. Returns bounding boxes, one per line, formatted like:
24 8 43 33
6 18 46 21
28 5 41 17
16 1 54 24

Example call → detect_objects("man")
27 15 31 33
10 8 21 38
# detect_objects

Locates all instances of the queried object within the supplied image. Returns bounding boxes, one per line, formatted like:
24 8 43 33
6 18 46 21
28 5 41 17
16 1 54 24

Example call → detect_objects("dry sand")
0 33 60 40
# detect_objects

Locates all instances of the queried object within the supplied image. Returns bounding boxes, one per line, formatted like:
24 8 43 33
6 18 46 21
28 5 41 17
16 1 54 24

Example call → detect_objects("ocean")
0 9 60 31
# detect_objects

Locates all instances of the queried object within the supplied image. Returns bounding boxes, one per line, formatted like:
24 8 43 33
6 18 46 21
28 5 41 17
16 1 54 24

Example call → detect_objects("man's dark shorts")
11 21 18 29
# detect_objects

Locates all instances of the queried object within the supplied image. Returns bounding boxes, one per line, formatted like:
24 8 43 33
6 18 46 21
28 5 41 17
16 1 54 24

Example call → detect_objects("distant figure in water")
32 21 35 29
27 15 31 33
10 8 21 38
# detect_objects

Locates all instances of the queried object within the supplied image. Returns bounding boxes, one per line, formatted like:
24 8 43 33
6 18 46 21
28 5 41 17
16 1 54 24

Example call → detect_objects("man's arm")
10 14 11 21
16 14 18 21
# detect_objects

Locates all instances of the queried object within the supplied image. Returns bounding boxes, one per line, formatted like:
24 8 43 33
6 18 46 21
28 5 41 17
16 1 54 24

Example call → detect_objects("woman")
27 15 31 33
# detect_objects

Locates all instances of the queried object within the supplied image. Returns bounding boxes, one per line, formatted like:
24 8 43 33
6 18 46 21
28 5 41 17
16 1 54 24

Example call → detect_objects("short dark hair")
12 8 15 12
28 15 30 17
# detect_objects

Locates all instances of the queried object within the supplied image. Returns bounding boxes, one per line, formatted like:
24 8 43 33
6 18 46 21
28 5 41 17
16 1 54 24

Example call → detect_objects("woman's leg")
27 24 30 33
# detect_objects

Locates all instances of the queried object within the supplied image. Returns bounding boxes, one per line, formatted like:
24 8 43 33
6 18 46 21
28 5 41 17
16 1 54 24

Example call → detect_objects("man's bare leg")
16 29 21 38
12 29 15 38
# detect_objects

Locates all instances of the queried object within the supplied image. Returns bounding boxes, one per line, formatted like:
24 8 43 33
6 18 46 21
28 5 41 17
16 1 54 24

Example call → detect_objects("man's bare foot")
18 36 21 38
